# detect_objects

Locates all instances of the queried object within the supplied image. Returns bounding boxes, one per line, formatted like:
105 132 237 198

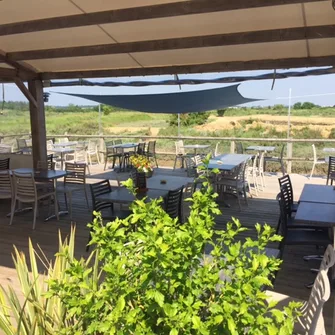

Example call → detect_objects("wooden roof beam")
8 24 335 61
0 0 328 36
0 53 38 80
41 55 335 80
14 78 38 108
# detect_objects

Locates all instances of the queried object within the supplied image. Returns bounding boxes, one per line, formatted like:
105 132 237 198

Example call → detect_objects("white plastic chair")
212 142 220 157
266 245 335 335
10 171 59 229
173 140 186 169
86 140 100 165
257 152 266 190
247 153 259 196
310 144 327 179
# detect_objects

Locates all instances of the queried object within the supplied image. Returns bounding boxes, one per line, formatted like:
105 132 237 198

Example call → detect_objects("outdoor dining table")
112 143 138 149
51 147 74 169
246 145 275 152
147 174 194 191
295 187 335 335
207 154 251 171
96 187 168 205
181 144 210 155
52 141 78 148
298 184 335 205
10 168 69 221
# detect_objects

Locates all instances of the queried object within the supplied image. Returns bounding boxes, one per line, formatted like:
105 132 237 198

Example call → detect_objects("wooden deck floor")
0 164 333 333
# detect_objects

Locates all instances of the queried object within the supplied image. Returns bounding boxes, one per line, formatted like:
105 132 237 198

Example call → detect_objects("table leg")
61 152 64 170
44 179 69 222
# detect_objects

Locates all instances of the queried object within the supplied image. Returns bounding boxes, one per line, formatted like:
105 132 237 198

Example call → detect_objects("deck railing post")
230 140 235 153
287 140 293 174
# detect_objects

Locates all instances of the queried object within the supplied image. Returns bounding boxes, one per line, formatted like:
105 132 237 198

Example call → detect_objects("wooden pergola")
0 0 334 166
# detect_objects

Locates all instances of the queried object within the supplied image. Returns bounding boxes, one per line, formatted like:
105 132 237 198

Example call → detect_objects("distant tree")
301 102 319 109
217 109 226 117
293 102 302 109
272 104 286 110
169 112 210 126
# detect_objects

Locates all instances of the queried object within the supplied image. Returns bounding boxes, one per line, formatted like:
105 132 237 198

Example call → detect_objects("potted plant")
129 154 154 178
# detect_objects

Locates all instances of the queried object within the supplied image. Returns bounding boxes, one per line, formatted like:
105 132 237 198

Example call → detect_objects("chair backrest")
88 140 97 152
277 187 289 236
236 142 244 154
319 244 335 271
278 174 294 206
137 142 146 155
213 142 220 157
90 179 112 212
258 152 265 172
0 170 13 198
175 140 185 155
16 138 27 150
147 140 156 154
165 186 183 222
252 153 259 170
64 163 86 185
46 140 54 150
13 171 36 200
312 144 317 163
303 269 332 334
114 139 122 145
193 155 202 166
0 158 10 170
327 156 335 176
184 156 197 178
37 155 54 170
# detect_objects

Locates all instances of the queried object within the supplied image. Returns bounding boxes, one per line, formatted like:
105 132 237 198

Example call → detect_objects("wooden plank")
41 55 335 79
27 79 47 167
0 0 326 37
9 25 335 61
14 78 37 108
0 53 38 79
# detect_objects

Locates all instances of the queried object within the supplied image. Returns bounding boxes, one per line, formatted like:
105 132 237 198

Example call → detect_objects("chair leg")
104 156 108 171
32 201 38 230
54 194 59 220
173 156 178 170
68 192 73 220
9 198 16 225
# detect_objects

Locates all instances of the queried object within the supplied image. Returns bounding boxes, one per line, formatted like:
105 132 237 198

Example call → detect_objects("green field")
1 103 335 174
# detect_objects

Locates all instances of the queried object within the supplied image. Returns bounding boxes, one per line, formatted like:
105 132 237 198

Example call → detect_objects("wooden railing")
3 133 335 173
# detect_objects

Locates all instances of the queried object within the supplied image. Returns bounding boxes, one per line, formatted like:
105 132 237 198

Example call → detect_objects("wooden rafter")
0 0 327 37
0 53 37 79
8 24 335 61
41 55 335 80
14 78 38 108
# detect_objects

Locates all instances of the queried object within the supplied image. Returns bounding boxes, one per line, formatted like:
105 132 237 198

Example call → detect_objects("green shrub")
217 109 226 117
44 160 300 334
169 112 210 126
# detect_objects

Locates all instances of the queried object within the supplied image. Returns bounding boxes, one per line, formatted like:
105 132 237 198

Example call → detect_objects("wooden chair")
56 163 89 221
86 179 132 251
326 156 335 185
266 245 335 335
10 171 59 229
310 144 327 179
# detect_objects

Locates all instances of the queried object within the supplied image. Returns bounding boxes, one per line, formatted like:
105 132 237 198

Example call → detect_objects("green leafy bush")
45 159 300 335
217 109 226 117
169 112 210 127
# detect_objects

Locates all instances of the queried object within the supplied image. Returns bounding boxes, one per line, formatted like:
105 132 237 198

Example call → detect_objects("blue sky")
3 68 335 107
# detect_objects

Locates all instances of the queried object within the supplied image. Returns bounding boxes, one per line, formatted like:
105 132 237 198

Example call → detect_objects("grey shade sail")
55 84 261 114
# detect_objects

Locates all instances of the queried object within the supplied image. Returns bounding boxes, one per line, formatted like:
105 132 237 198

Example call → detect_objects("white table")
53 141 78 148
51 148 74 169
181 144 210 155
246 146 275 152
207 154 251 171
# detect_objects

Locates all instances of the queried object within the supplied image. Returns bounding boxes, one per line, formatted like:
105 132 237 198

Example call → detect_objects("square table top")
207 154 251 171
96 187 168 204
112 143 138 149
147 174 194 190
246 146 275 152
13 168 68 180
294 202 335 227
299 184 335 205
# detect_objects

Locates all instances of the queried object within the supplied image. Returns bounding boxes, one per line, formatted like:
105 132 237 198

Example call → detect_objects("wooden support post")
287 141 293 174
230 140 235 153
28 79 47 168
